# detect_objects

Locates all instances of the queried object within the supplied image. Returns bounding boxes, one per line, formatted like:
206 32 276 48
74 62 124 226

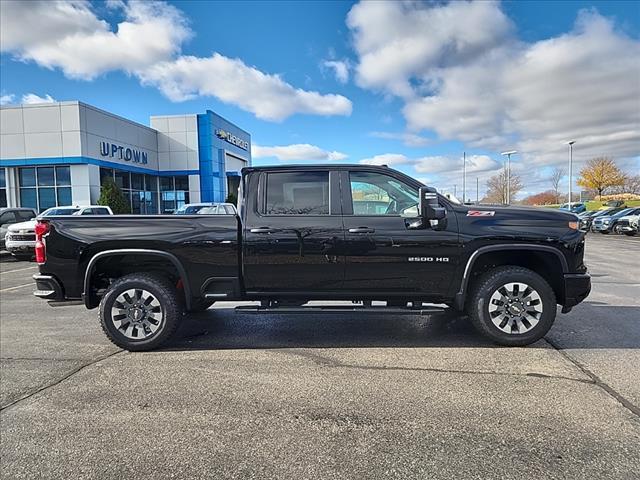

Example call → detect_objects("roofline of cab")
241 164 437 193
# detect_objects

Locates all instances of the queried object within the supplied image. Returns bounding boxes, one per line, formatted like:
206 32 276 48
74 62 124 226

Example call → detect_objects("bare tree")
549 167 564 204
485 170 524 204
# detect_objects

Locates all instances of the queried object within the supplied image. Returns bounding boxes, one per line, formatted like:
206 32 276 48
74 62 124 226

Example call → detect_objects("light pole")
501 150 517 204
568 141 576 204
462 152 466 204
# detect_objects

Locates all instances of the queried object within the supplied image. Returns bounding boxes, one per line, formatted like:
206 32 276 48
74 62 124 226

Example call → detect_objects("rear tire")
12 253 33 261
99 273 182 351
624 231 636 236
466 266 557 346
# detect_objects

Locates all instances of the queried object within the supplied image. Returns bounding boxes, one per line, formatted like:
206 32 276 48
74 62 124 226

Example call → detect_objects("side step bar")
235 305 445 315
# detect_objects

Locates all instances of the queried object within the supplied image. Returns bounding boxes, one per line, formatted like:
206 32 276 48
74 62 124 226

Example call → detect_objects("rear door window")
265 172 329 215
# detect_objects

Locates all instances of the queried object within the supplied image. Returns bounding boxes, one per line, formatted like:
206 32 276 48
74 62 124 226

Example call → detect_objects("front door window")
349 171 418 216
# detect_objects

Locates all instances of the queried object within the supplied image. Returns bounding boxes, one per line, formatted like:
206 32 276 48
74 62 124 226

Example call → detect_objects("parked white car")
617 214 639 236
196 203 237 215
5 205 113 260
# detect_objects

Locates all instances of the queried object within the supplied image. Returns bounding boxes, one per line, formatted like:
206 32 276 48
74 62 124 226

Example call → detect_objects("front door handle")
348 227 375 234
250 227 273 234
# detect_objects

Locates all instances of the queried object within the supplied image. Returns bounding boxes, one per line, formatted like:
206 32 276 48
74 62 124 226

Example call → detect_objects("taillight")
35 222 49 238
35 221 50 264
35 241 46 264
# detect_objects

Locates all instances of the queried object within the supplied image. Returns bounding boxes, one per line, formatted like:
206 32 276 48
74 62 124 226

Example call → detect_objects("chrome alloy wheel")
111 289 163 340
488 282 543 334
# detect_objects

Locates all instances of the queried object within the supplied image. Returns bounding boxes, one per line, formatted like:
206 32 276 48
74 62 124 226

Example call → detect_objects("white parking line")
0 266 38 275
0 283 33 293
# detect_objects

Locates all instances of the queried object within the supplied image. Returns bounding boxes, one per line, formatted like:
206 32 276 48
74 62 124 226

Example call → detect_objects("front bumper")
592 223 610 231
563 273 591 310
6 239 35 253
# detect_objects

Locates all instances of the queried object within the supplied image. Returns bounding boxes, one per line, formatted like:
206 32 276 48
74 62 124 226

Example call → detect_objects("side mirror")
418 187 446 220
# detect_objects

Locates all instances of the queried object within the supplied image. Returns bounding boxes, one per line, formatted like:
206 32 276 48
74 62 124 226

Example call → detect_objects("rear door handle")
250 227 273 234
348 227 375 234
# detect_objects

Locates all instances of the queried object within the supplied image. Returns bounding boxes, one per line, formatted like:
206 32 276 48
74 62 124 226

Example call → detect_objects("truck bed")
38 215 241 306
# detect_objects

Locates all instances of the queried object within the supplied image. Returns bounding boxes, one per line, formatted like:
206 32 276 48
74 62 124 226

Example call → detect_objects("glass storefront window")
100 168 114 185
38 167 55 186
18 166 75 212
159 176 190 213
160 177 173 191
0 168 6 208
20 168 36 187
56 166 71 185
39 187 56 210
20 188 37 209
175 176 189 191
115 170 130 190
131 173 143 191
57 187 72 206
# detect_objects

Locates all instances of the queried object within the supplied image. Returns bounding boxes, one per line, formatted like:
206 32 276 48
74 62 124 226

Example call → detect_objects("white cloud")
252 144 348 161
347 1 512 98
139 54 352 121
322 59 350 83
0 93 15 105
369 131 430 147
359 153 411 166
347 2 640 172
414 155 500 175
21 93 57 104
1 0 190 80
1 0 352 121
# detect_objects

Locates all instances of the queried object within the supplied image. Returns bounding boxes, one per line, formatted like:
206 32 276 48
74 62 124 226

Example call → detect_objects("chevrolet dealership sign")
100 141 148 164
215 129 249 151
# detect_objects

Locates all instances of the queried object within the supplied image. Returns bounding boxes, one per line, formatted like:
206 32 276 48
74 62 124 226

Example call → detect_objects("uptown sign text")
99 142 148 165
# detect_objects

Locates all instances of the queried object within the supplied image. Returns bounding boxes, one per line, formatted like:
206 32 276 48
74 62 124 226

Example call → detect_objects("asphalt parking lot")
1 233 639 479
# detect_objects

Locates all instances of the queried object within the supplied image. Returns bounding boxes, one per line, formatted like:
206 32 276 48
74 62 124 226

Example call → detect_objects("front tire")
467 266 557 346
99 273 182 351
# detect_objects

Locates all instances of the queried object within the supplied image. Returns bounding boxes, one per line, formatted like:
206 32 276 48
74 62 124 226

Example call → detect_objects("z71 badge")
467 210 495 217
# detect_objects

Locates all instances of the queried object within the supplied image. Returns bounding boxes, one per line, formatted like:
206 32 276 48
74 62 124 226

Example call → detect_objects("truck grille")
9 234 36 241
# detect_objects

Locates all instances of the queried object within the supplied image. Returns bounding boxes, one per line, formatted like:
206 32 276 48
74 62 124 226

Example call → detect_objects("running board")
235 305 445 315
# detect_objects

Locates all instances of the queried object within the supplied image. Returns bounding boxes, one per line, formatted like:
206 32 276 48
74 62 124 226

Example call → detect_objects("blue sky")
1 0 638 199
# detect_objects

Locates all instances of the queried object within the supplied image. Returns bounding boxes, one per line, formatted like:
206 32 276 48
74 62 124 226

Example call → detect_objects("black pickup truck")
33 165 590 350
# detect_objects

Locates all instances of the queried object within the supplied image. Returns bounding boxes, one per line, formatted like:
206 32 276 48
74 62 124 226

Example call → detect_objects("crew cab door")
242 170 344 294
341 170 459 298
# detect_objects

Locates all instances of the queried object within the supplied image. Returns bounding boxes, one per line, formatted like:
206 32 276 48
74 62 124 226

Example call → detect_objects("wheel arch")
83 249 191 310
455 245 568 310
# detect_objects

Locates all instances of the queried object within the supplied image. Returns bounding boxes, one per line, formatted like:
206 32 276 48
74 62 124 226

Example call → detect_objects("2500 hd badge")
32 164 590 351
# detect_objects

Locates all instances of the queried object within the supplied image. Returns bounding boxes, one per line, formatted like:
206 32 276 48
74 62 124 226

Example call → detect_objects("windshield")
175 205 208 214
41 208 80 216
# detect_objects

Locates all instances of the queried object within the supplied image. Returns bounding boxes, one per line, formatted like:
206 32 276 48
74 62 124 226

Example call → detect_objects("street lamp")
568 141 576 204
501 150 517 204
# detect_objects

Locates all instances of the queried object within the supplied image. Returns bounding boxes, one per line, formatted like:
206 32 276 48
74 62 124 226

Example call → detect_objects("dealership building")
0 101 251 213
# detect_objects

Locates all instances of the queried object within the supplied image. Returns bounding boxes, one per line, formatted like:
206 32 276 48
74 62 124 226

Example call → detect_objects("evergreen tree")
225 192 238 206
98 177 131 214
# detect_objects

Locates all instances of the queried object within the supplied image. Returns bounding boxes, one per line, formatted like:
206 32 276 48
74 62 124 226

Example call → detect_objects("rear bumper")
563 273 591 310
33 274 64 301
